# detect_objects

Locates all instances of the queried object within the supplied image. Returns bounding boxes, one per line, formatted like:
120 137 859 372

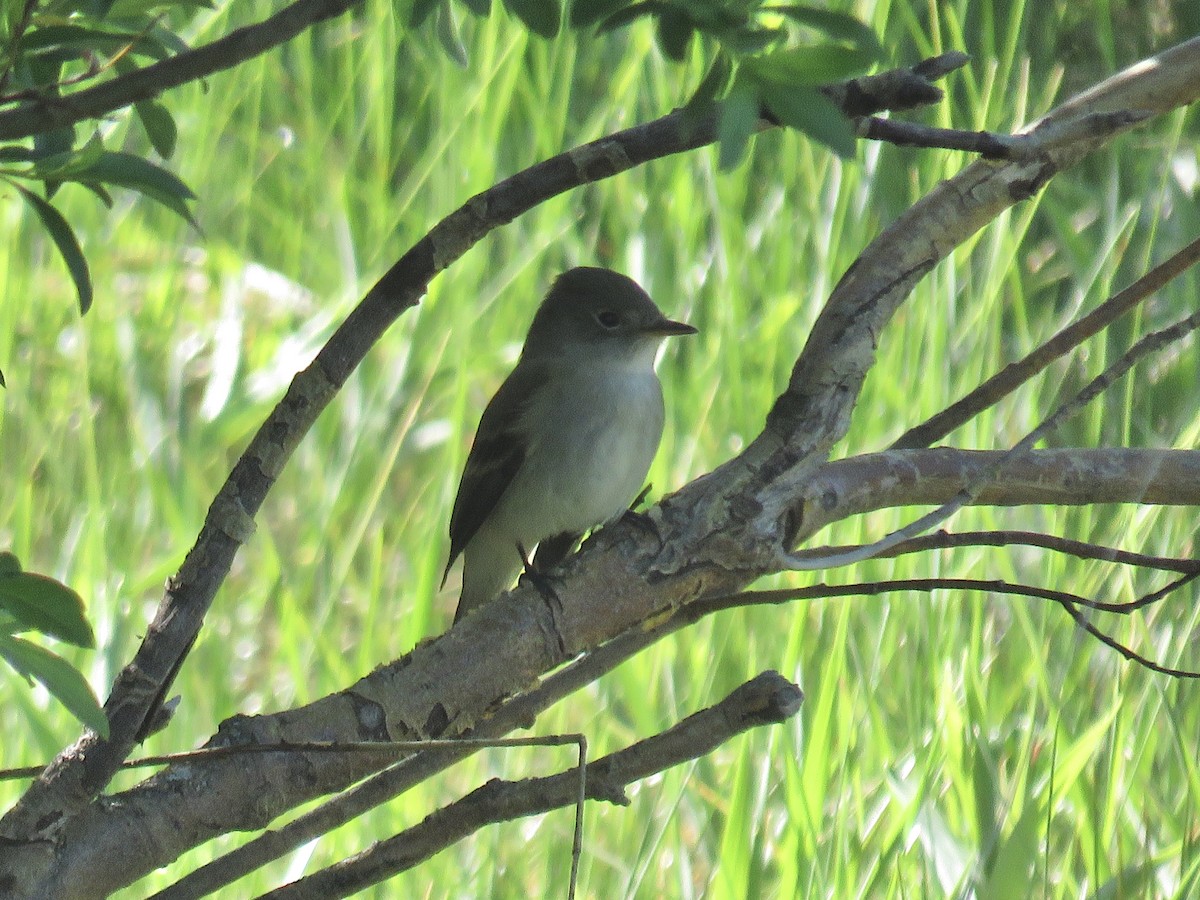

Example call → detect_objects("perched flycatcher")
443 267 697 622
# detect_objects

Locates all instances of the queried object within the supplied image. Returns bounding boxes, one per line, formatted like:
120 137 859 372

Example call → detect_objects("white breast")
493 357 665 545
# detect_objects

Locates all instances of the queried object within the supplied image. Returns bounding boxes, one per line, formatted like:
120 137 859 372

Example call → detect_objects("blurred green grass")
2 0 1200 896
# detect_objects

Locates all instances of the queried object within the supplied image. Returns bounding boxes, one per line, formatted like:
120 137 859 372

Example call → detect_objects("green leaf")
28 131 106 181
144 23 192 58
134 100 178 158
78 180 114 207
78 151 197 227
757 81 856 157
717 76 759 170
106 0 213 16
410 0 440 27
0 567 94 647
436 2 469 68
569 0 629 28
22 24 176 61
686 50 732 108
713 25 783 56
770 5 885 57
456 0 491 16
0 633 108 737
655 6 692 61
747 44 879 86
13 182 94 314
83 0 119 19
0 146 39 163
33 125 75 161
503 0 560 37
598 0 664 32
0 367 5 388
0 552 19 577
32 125 74 199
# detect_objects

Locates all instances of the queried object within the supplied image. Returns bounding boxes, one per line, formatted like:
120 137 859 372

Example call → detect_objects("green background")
2 0 1200 896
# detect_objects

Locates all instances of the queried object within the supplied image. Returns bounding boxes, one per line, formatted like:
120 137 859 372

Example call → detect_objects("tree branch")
0 0 365 141
893 233 1200 449
794 448 1200 539
851 529 1200 574
0 52 962 847
255 672 802 900
788 294 1200 570
4 36 1200 900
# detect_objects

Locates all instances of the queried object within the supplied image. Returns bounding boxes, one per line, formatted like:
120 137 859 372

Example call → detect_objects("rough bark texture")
2 34 1199 900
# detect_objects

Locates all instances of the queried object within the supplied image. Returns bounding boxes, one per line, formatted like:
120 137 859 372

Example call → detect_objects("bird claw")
517 541 563 612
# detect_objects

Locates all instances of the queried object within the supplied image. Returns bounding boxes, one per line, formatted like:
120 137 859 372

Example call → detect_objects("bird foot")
517 541 563 612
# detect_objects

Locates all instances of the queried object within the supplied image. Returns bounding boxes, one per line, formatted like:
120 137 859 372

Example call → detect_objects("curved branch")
853 529 1200 574
893 233 1200 449
0 0 364 141
0 53 960 848
794 448 1200 539
256 672 802 900
5 38 1200 900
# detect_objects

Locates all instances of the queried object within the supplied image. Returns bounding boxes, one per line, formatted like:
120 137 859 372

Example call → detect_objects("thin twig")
857 109 1148 159
797 529 1200 574
780 303 1200 571
1057 597 1200 679
894 234 1200 449
706 577 1200 677
0 735 586 784
569 735 587 900
252 673 802 900
0 0 364 140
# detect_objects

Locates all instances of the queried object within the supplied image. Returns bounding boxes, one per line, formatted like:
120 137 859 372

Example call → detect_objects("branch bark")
0 53 961 848
255 672 802 900
10 444 1200 899
2 35 1199 900
0 0 365 141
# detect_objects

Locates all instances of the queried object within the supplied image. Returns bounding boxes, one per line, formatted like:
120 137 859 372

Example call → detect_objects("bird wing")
442 365 547 584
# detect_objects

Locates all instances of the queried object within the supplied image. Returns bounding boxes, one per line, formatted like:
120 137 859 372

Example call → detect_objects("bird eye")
596 310 620 329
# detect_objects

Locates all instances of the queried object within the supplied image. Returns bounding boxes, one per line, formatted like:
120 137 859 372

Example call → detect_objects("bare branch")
254 672 803 900
856 109 1149 158
1056 594 1200 679
894 234 1200 449
859 529 1200 574
795 448 1200 539
779 306 1200 571
0 50 973 848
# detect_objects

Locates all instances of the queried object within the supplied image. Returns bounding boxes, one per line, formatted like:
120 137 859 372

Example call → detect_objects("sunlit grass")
2 0 1199 896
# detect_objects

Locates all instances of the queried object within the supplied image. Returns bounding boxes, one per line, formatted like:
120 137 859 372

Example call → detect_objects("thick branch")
648 35 1200 580
793 448 1200 540
257 672 802 900
5 38 1200 900
0 54 959 848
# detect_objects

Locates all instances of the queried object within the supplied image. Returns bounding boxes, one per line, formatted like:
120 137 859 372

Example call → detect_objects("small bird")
443 267 697 622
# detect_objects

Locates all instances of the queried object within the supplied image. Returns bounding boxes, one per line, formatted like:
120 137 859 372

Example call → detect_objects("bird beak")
645 317 698 337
